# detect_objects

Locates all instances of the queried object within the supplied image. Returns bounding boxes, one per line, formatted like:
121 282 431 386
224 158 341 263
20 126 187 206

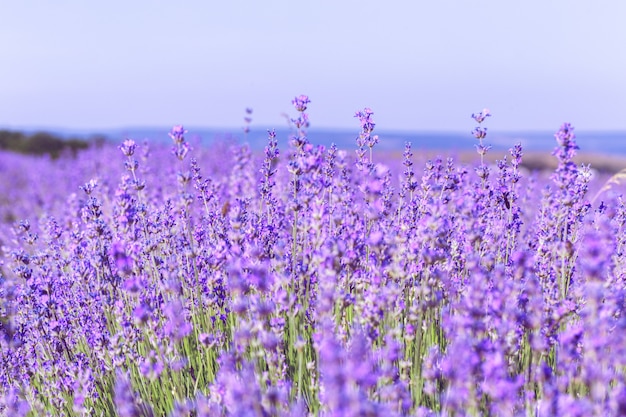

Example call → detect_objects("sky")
1 1 625 133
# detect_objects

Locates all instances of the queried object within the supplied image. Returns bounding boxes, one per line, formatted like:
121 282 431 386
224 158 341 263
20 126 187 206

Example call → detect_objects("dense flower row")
1 97 626 416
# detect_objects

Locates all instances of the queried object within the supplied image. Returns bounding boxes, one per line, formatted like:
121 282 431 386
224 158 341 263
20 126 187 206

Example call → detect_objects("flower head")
472 126 488 140
292 95 310 112
119 139 137 157
111 241 132 274
163 299 192 342
139 350 164 380
114 371 153 417
169 125 187 145
355 108 376 134
80 179 98 195
471 108 491 124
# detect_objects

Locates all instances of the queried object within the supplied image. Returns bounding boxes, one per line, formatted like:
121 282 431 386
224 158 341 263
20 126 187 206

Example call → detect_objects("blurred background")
0 0 625 155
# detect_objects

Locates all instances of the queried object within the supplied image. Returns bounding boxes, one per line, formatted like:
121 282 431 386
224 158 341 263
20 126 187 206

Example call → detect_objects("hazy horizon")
3 124 624 155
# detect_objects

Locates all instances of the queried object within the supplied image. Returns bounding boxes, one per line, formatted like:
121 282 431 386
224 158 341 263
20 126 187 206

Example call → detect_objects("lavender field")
2 96 626 416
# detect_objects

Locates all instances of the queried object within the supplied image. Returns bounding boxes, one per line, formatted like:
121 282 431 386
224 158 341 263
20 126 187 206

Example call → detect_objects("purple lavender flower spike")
163 299 193 342
120 138 137 156
472 126 488 140
169 125 188 145
0 387 30 417
292 95 310 112
114 371 154 417
471 108 491 123
140 350 165 380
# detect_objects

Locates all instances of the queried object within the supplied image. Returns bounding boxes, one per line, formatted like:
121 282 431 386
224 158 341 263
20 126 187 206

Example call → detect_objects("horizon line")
2 124 626 135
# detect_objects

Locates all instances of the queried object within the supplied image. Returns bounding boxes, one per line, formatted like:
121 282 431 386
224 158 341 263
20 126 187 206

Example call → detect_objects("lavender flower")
114 371 154 417
163 299 193 342
243 107 253 136
169 125 190 161
169 125 188 145
292 94 310 112
120 139 137 157
471 108 491 123
0 387 30 417
139 350 165 380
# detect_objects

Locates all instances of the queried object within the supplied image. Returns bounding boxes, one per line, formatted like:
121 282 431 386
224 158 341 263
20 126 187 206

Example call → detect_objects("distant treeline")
0 130 106 158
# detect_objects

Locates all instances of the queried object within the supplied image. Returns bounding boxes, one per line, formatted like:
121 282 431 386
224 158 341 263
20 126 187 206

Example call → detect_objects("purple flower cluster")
354 107 379 171
0 98 625 416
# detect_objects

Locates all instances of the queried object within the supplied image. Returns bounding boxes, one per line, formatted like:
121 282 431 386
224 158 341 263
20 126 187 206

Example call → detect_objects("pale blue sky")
1 1 624 132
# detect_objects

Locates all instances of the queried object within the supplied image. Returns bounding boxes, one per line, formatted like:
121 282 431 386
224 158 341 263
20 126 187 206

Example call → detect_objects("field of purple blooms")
2 96 626 416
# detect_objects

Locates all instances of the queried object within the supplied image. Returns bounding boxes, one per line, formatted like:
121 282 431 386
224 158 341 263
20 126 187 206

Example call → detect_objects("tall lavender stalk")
471 108 491 188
